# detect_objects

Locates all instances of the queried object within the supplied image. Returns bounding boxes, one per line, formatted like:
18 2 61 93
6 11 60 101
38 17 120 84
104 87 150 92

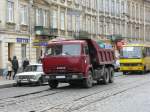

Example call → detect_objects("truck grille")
46 67 75 74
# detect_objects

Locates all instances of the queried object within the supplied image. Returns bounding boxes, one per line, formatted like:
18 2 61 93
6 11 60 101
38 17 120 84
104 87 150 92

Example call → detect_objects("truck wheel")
102 68 109 85
109 67 114 83
37 77 43 86
16 82 22 87
48 80 58 89
83 71 93 88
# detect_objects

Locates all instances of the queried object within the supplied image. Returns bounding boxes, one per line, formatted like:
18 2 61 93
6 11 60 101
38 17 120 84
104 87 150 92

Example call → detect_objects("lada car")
16 64 47 86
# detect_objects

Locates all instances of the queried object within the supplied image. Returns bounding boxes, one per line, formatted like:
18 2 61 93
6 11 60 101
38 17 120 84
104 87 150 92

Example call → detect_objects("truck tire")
48 80 58 89
102 68 109 85
37 77 43 86
83 71 93 88
16 82 22 87
109 67 114 83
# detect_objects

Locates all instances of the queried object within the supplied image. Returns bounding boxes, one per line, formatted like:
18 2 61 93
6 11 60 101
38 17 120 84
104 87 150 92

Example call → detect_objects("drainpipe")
29 0 33 61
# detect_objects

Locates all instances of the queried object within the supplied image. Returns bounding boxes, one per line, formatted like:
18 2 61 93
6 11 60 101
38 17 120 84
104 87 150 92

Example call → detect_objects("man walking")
12 56 19 79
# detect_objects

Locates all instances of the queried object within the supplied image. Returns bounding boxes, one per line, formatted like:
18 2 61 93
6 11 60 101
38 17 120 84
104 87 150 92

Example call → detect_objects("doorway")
8 43 14 59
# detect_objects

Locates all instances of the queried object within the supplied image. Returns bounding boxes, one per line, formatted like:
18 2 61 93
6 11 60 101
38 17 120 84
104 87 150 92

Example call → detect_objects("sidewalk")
0 76 16 89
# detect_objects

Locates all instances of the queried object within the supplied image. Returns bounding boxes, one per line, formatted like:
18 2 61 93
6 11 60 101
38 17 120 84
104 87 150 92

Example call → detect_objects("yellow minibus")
120 44 150 74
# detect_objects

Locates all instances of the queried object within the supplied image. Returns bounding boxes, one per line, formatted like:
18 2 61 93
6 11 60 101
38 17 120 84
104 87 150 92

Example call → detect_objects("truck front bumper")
46 73 85 82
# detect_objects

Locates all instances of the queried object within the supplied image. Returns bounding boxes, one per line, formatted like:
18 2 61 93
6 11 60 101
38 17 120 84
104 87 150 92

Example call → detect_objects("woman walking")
6 57 12 80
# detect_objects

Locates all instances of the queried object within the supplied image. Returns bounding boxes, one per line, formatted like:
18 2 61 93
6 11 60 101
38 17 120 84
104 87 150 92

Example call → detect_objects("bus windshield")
45 44 81 56
120 46 143 58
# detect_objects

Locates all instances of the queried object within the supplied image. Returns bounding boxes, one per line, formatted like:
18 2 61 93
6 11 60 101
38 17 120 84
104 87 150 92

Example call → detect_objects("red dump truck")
42 39 115 88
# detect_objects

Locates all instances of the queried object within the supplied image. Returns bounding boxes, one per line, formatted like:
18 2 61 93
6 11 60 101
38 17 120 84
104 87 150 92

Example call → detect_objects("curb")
0 82 16 89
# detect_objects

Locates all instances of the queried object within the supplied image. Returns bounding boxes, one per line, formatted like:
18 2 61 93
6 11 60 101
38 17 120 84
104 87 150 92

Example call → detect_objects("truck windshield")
120 46 142 58
46 44 81 56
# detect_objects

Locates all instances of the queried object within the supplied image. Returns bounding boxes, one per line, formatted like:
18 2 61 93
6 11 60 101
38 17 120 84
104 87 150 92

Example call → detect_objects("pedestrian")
6 57 12 80
12 56 19 79
38 56 44 63
23 58 29 71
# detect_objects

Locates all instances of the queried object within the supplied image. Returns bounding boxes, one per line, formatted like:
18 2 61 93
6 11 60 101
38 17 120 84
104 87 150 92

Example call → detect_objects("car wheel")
123 72 128 75
48 80 58 89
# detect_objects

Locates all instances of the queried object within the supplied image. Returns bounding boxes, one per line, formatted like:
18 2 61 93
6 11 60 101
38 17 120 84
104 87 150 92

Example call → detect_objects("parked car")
15 64 47 86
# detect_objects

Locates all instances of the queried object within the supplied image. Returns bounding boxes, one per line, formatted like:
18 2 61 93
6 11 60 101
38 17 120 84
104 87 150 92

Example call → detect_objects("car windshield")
120 46 142 58
24 65 43 72
45 44 81 56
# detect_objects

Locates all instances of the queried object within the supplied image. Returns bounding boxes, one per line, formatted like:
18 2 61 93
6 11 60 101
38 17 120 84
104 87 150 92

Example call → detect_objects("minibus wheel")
123 72 128 75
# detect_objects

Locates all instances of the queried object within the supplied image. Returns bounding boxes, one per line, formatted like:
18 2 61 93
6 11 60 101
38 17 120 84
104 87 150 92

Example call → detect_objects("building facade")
0 0 150 74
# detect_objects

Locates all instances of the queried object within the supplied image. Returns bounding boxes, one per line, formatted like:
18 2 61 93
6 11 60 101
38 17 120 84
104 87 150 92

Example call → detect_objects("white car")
15 64 47 86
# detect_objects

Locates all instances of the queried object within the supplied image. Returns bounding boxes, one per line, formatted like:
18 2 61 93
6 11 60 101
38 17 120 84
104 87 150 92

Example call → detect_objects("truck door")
83 45 90 65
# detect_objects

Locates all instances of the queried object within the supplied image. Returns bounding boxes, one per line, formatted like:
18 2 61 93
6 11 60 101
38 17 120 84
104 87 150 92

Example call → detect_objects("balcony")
34 26 49 36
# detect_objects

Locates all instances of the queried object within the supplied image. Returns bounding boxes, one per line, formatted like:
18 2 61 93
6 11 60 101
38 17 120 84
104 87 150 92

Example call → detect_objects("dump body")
42 39 115 88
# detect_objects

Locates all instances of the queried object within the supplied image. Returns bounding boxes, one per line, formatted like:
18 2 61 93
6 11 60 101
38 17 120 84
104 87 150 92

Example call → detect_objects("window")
20 5 28 25
46 44 81 56
82 0 86 7
120 47 142 58
111 0 115 15
75 0 79 4
84 45 89 55
105 0 109 12
51 10 58 28
75 16 80 32
99 0 103 12
36 8 43 26
7 0 14 22
82 17 86 31
36 8 48 27
21 44 26 60
86 0 90 8
60 12 65 30
43 10 48 27
67 14 72 31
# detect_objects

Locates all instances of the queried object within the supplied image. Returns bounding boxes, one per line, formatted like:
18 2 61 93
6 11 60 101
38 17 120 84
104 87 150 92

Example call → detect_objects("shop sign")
33 39 48 47
16 38 29 43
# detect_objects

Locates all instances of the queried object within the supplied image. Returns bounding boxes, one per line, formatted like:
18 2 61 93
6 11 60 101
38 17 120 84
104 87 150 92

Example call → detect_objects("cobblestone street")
0 73 150 112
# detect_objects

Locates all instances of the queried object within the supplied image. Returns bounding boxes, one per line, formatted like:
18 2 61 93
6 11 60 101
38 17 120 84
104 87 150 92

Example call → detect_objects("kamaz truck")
42 39 115 88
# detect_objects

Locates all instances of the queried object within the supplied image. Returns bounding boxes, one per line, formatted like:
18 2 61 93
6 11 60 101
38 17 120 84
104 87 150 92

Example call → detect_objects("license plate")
56 76 65 79
21 79 28 82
